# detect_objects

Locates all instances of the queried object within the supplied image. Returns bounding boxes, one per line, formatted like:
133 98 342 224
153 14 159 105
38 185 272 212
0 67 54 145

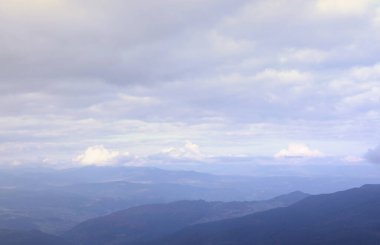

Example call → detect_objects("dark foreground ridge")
156 184 380 245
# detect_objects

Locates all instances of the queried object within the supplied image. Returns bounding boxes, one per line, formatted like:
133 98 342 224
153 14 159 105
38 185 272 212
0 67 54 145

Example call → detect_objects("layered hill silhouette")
64 191 308 245
157 184 380 245
3 184 380 244
2 166 380 245
1 166 368 234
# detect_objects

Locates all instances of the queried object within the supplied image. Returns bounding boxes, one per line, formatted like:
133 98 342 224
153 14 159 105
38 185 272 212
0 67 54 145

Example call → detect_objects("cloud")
274 143 325 158
152 141 207 162
279 48 328 64
316 0 371 16
253 69 312 84
342 155 364 163
74 145 132 166
350 63 380 81
1 0 380 165
365 145 380 164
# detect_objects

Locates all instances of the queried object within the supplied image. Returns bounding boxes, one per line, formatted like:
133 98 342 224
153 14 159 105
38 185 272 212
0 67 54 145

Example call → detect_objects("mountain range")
0 166 376 234
1 176 380 244
64 191 308 245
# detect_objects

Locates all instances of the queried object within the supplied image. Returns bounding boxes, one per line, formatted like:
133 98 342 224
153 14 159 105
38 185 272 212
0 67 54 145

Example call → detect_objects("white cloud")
316 0 371 16
254 69 312 84
208 31 253 56
160 141 206 161
74 145 130 166
342 155 364 163
279 48 328 64
339 87 380 110
274 143 325 158
350 63 380 81
373 7 380 26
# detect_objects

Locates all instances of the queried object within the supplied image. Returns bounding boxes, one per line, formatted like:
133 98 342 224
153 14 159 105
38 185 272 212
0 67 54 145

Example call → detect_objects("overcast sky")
1 0 380 169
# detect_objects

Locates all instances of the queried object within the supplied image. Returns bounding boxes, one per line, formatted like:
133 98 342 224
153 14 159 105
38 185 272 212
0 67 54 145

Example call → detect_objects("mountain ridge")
64 191 308 245
156 184 380 245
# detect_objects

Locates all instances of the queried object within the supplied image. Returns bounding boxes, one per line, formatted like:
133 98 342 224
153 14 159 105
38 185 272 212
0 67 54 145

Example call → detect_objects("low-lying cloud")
148 141 208 164
74 145 133 166
274 143 325 159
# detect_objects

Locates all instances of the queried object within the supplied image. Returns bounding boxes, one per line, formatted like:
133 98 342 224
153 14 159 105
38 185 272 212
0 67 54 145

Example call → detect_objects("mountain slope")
0 229 71 245
158 184 380 245
64 191 308 245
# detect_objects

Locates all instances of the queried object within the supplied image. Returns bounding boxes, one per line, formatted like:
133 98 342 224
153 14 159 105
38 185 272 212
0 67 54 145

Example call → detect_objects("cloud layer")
1 0 380 166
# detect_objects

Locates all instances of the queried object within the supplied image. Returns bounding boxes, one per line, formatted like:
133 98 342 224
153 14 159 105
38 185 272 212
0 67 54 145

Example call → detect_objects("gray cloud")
1 0 380 165
0 0 247 83
365 145 380 164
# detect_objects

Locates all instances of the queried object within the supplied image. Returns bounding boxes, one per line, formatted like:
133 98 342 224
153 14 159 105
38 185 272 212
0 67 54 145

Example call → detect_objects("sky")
1 0 380 172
